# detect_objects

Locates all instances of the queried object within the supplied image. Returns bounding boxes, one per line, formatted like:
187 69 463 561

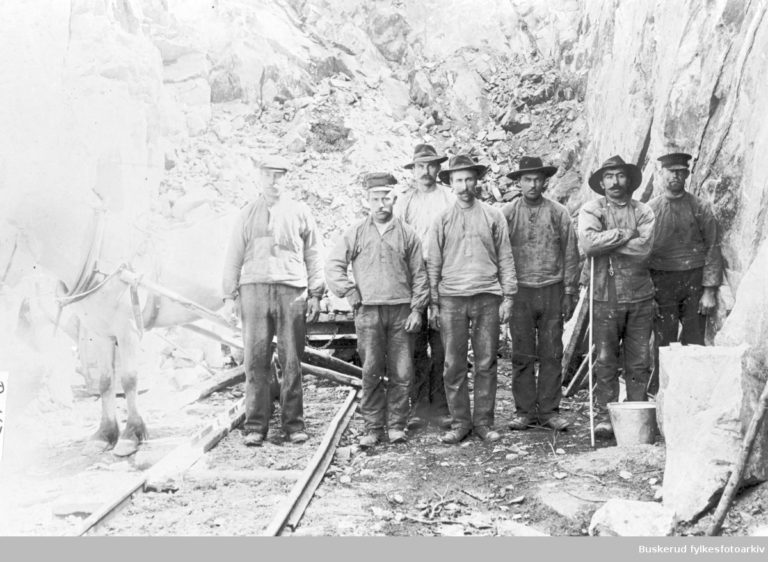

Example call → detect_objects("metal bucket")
607 402 658 446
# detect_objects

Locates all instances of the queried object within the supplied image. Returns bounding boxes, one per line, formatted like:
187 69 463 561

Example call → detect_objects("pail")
607 402 658 446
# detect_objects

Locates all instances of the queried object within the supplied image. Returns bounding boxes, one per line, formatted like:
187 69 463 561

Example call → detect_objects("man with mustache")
426 155 517 444
577 155 655 439
326 173 429 448
647 152 722 392
222 155 324 447
502 157 579 432
394 144 454 431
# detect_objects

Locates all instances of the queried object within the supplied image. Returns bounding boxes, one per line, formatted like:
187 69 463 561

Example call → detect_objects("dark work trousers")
440 293 502 431
240 283 307 436
410 308 449 419
651 268 705 346
355 303 414 432
510 284 564 421
593 298 654 421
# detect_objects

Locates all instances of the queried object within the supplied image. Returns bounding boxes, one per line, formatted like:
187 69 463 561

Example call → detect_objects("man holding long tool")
222 155 324 447
394 143 454 431
502 156 580 432
325 172 429 448
427 154 517 444
577 155 655 439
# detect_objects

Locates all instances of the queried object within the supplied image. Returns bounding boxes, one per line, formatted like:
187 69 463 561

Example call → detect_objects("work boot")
507 414 534 431
539 414 570 431
359 430 384 449
407 415 427 430
474 426 501 442
243 432 265 447
287 431 309 444
594 420 614 439
440 427 471 445
388 429 407 444
433 413 453 430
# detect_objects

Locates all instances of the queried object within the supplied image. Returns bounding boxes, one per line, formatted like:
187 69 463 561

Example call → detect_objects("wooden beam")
302 363 361 388
561 287 589 385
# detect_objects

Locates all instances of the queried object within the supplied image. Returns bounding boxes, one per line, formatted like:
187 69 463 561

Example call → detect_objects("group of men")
222 143 722 448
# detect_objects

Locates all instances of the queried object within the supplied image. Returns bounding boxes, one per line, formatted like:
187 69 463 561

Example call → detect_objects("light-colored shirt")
648 191 723 287
502 196 580 294
393 184 455 259
324 217 429 310
426 200 517 303
222 194 324 298
577 197 655 304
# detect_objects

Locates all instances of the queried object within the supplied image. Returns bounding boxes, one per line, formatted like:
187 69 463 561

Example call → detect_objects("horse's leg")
88 335 120 449
113 326 147 457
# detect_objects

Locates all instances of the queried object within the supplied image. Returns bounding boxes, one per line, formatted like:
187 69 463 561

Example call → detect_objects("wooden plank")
265 388 360 535
302 363 361 388
561 287 589 385
564 345 595 397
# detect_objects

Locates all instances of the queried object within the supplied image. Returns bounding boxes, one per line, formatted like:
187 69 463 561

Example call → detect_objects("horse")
2 192 235 456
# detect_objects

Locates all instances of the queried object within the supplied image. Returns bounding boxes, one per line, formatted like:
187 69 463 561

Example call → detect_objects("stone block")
659 344 768 521
589 499 675 536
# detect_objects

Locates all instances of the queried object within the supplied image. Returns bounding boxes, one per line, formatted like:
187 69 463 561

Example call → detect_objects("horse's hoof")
112 439 139 457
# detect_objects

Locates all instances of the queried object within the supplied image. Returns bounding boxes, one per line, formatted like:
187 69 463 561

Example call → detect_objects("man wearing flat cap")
577 155 656 438
222 155 324 447
326 172 429 448
426 154 517 444
502 156 579 432
394 143 455 431
648 153 722 386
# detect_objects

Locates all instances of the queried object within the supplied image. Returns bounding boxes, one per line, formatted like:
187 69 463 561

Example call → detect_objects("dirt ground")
2 349 767 537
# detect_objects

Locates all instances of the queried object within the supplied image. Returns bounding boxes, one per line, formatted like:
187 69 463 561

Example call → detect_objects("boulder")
589 499 675 536
409 70 434 107
658 344 768 522
163 52 208 83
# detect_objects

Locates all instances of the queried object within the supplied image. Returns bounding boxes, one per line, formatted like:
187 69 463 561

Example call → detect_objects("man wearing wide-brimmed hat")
502 156 580 432
326 173 429 448
222 155 324 447
647 152 722 392
577 155 656 439
394 143 454 431
426 154 517 444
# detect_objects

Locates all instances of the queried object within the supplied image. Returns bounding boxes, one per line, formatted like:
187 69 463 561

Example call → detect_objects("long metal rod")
264 387 360 536
588 256 595 448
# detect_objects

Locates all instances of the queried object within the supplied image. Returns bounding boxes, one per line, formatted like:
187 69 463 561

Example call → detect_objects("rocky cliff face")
1 0 767 351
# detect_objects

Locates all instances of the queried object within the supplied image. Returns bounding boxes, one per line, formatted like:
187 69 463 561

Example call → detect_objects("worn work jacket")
393 184 455 260
648 191 723 287
324 216 429 311
578 197 655 304
426 200 517 303
222 194 324 299
502 196 580 295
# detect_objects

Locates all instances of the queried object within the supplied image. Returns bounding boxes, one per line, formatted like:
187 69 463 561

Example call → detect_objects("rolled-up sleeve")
323 229 355 299
222 212 246 299
406 230 429 312
302 209 326 298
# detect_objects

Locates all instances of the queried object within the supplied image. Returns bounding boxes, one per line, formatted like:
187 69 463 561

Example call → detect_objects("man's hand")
306 296 321 323
428 304 440 331
222 298 239 328
561 293 576 322
499 297 514 324
404 310 423 333
345 289 363 314
698 287 718 315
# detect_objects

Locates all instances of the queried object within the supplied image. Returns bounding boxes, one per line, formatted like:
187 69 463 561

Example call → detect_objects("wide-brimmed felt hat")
363 172 398 191
257 154 292 171
657 152 692 171
506 156 558 180
404 143 448 169
437 154 488 185
588 155 643 195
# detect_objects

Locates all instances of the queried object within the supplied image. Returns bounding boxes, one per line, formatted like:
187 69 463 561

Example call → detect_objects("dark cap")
363 172 398 190
506 156 558 180
657 152 692 170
